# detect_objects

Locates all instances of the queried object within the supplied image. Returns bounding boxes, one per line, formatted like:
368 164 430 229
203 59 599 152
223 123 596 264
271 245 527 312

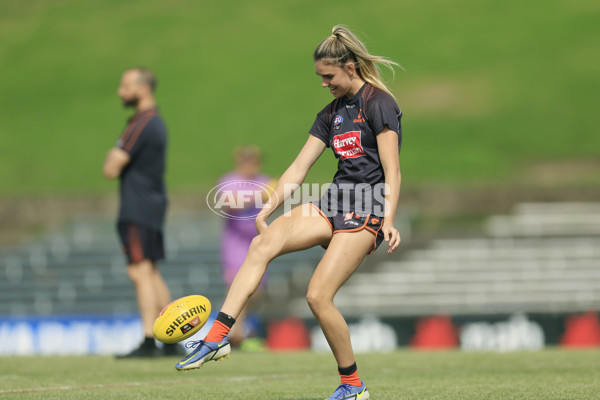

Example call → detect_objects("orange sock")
205 321 231 343
340 370 362 387
338 362 362 387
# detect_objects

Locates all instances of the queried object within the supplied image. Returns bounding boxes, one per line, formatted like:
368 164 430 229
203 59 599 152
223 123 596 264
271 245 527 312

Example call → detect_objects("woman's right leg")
221 202 332 319
176 203 332 370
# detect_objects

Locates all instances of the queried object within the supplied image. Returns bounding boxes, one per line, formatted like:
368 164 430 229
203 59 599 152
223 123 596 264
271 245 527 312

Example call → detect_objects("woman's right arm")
255 135 327 233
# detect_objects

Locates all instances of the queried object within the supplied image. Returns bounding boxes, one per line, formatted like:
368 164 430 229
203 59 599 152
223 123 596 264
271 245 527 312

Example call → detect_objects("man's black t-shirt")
309 83 402 217
117 108 168 231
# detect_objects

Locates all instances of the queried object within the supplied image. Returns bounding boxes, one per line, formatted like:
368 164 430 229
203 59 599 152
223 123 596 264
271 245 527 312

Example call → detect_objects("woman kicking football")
178 25 403 400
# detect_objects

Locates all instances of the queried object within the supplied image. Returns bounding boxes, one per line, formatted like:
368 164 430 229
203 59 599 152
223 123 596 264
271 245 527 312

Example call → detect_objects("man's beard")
122 97 139 108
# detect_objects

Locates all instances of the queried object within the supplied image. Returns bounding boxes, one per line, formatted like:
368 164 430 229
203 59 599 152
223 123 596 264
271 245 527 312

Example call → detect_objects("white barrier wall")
0 314 216 356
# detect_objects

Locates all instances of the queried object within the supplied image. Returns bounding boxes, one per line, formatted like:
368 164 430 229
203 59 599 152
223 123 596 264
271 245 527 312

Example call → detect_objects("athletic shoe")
116 339 162 359
175 339 231 371
325 381 370 400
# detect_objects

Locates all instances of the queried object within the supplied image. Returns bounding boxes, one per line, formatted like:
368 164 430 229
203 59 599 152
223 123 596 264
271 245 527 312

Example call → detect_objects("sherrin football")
152 295 211 344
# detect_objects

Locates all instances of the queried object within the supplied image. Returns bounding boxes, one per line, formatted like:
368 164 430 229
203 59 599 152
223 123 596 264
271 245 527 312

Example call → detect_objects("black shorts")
117 222 165 264
310 202 384 254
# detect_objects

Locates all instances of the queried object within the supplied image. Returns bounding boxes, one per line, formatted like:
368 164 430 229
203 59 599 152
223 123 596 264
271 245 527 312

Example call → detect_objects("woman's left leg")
306 229 374 368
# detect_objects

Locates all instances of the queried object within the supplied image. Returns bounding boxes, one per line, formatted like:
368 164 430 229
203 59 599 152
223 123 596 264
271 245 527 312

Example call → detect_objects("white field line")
0 372 328 395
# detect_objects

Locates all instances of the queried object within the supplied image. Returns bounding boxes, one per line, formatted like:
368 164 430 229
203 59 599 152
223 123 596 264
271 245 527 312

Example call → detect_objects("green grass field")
1 349 599 399
1 0 599 195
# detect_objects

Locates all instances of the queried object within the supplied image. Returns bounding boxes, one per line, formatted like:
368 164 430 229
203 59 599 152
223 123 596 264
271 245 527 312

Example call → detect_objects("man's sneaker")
175 339 231 371
116 339 162 359
326 381 370 400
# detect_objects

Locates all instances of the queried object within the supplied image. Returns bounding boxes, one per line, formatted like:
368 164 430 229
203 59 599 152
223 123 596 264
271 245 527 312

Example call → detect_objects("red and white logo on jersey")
332 131 365 160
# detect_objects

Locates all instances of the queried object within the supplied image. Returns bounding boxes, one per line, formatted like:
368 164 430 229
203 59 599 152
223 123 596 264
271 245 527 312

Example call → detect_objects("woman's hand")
382 222 401 254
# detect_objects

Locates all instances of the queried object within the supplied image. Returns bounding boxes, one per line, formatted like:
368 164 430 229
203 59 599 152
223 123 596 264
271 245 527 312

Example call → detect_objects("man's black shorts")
310 202 385 254
117 222 165 264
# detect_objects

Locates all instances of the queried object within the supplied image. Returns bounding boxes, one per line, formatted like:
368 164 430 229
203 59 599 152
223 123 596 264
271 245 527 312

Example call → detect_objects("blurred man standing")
103 67 177 357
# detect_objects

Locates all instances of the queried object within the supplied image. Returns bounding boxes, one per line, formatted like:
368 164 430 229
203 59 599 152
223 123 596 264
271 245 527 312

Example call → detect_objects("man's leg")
150 264 171 316
128 260 161 338
115 259 163 358
116 222 172 358
149 264 184 356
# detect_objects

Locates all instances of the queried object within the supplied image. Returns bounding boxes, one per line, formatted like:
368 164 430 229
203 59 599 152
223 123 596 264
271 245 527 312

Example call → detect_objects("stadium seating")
2 203 599 321
289 202 600 318
0 211 323 317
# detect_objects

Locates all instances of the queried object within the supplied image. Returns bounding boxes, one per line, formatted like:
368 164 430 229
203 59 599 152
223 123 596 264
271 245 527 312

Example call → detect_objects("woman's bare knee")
247 233 279 263
306 288 333 314
306 291 319 311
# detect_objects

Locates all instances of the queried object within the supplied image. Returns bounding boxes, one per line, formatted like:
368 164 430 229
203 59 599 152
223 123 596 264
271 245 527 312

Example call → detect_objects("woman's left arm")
377 127 402 254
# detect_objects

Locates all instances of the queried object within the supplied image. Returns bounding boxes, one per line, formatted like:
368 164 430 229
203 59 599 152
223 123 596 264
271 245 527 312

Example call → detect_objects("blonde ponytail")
313 25 401 98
